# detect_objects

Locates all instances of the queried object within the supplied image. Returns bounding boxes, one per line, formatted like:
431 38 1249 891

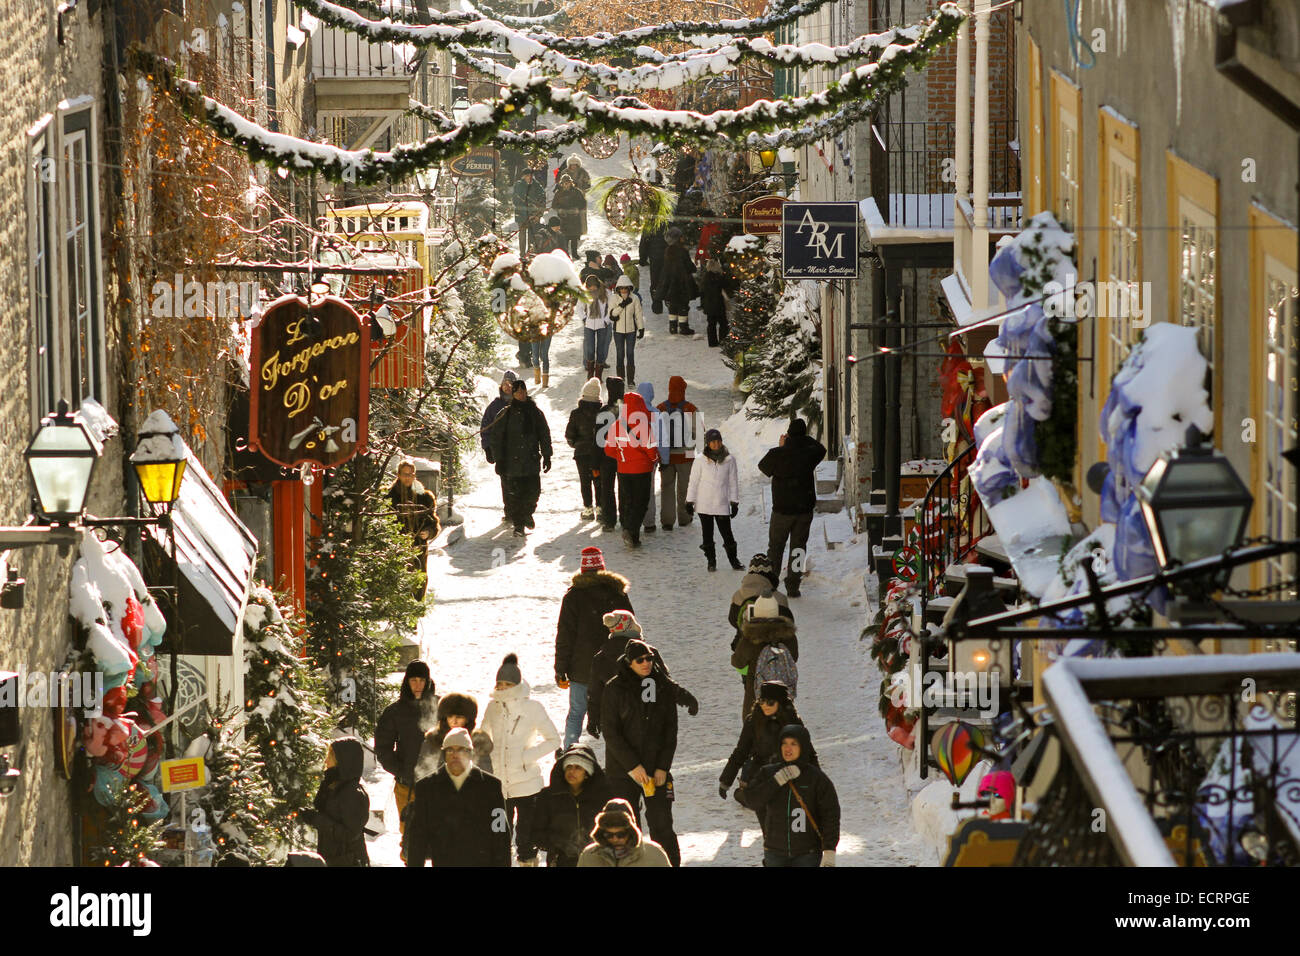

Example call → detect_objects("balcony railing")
918 441 991 619
870 120 1020 231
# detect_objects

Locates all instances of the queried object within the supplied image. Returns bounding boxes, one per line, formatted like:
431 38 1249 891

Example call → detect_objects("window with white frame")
61 105 104 406
1262 260 1298 594
1177 198 1217 396
1105 151 1139 373
27 117 59 424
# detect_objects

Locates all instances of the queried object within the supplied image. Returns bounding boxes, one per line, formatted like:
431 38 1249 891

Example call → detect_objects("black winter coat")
658 244 697 312
554 570 634 685
565 399 603 461
481 395 510 456
720 701 816 789
588 642 693 738
758 434 827 515
697 268 731 316
747 725 840 856
552 185 587 238
638 224 667 275
388 479 440 541
487 398 552 477
532 746 614 867
310 737 370 866
374 685 440 787
404 766 510 867
601 661 678 779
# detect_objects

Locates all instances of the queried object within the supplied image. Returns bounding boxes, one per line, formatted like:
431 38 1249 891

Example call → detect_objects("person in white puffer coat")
482 653 563 866
686 427 743 573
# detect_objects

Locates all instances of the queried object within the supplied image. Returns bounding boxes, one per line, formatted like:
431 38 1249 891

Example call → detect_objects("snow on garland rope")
129 12 958 184
296 0 949 87
303 0 856 56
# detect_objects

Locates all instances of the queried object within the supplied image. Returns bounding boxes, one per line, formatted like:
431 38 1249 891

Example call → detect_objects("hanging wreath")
495 290 576 343
594 177 674 234
581 132 620 159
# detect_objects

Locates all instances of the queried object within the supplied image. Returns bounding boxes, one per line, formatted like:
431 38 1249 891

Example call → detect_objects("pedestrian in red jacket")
605 390 658 549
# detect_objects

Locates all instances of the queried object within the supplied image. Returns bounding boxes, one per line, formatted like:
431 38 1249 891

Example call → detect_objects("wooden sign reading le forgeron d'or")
249 294 371 468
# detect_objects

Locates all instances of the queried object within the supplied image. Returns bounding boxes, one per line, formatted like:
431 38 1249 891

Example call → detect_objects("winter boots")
542 372 549 389
725 542 743 571
626 362 636 387
616 362 625 381
623 529 641 549
668 320 678 335
678 322 696 336
701 542 716 572
534 366 542 386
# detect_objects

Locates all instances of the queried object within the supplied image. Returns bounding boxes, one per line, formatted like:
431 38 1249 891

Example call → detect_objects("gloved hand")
637 328 645 340
684 503 695 518
718 782 729 800
543 458 552 473
820 851 836 868
730 502 739 518
679 688 699 716
587 722 601 739
555 673 570 689
773 765 801 786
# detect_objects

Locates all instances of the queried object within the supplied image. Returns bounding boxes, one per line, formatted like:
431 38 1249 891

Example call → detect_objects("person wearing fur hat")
610 275 645 386
732 590 800 719
303 736 370 866
746 724 839 867
405 727 511 867
482 371 520 524
487 378 553 538
388 460 441 598
605 388 659 549
600 636 681 866
533 744 614 867
655 375 700 529
554 547 635 748
375 660 439 839
587 611 698 740
415 692 494 781
481 653 562 865
719 681 817 834
577 797 671 867
757 417 827 597
595 376 625 531
565 377 605 520
686 427 742 572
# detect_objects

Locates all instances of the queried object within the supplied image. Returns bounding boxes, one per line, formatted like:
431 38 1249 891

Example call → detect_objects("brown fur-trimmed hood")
741 616 797 645
569 569 631 593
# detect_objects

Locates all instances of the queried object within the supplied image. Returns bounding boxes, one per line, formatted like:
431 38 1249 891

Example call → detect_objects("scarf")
704 443 729 463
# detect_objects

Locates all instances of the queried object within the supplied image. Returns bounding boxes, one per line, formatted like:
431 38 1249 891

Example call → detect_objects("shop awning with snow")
142 446 258 656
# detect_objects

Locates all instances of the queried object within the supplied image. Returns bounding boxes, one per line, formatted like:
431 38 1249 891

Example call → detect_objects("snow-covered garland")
303 0 852 56
311 0 939 93
130 13 957 184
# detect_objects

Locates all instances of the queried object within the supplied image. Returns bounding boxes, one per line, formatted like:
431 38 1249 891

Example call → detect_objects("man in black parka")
487 379 552 537
404 727 510 867
600 637 681 867
374 660 439 842
757 417 827 597
745 723 840 868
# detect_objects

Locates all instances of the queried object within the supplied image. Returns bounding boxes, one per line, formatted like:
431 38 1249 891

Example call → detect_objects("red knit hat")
581 546 605 572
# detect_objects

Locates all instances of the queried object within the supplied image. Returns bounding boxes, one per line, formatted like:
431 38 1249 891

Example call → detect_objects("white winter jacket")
481 679 562 799
609 294 644 335
686 450 740 517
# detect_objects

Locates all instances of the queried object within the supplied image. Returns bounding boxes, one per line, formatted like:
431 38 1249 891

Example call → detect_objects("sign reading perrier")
742 195 786 235
781 201 860 279
249 295 370 469
449 148 498 178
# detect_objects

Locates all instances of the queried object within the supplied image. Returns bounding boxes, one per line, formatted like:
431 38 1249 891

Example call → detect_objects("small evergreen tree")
242 584 333 848
721 235 781 377
745 279 823 430
92 783 166 866
192 705 279 864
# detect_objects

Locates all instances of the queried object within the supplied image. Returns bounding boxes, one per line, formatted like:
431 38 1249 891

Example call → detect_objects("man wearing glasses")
598 637 682 866
404 727 510 867
577 797 670 867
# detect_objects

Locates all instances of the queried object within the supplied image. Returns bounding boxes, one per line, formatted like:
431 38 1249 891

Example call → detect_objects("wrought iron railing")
918 441 989 619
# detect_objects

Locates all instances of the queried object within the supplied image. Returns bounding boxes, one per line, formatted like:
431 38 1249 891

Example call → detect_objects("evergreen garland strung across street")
298 0 855 56
296 0 956 87
129 7 959 186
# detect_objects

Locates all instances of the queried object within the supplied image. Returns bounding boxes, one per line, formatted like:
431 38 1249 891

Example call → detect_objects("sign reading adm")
781 202 859 279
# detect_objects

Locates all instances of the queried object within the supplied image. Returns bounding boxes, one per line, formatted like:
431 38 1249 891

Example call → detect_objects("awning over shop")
144 448 258 656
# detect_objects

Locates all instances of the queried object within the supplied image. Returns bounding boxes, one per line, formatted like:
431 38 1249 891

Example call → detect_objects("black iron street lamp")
1137 425 1253 582
0 401 186 556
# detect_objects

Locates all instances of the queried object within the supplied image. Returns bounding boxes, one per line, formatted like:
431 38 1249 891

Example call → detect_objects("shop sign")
249 295 370 468
743 195 786 235
160 757 207 793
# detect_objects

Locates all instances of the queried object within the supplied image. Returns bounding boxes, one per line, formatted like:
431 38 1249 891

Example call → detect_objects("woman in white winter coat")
481 653 563 865
686 427 743 572
578 275 613 380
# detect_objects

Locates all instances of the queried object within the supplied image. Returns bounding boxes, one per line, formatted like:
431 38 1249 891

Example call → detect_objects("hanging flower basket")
581 132 620 159
495 291 575 343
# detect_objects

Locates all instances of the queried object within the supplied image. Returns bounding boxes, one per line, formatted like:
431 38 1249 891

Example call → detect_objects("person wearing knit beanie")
495 653 523 686
602 609 641 636
580 546 605 572
622 637 653 661
568 380 606 520
441 726 474 754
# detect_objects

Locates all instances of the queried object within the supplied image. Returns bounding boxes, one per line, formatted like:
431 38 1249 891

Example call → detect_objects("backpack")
754 643 798 699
